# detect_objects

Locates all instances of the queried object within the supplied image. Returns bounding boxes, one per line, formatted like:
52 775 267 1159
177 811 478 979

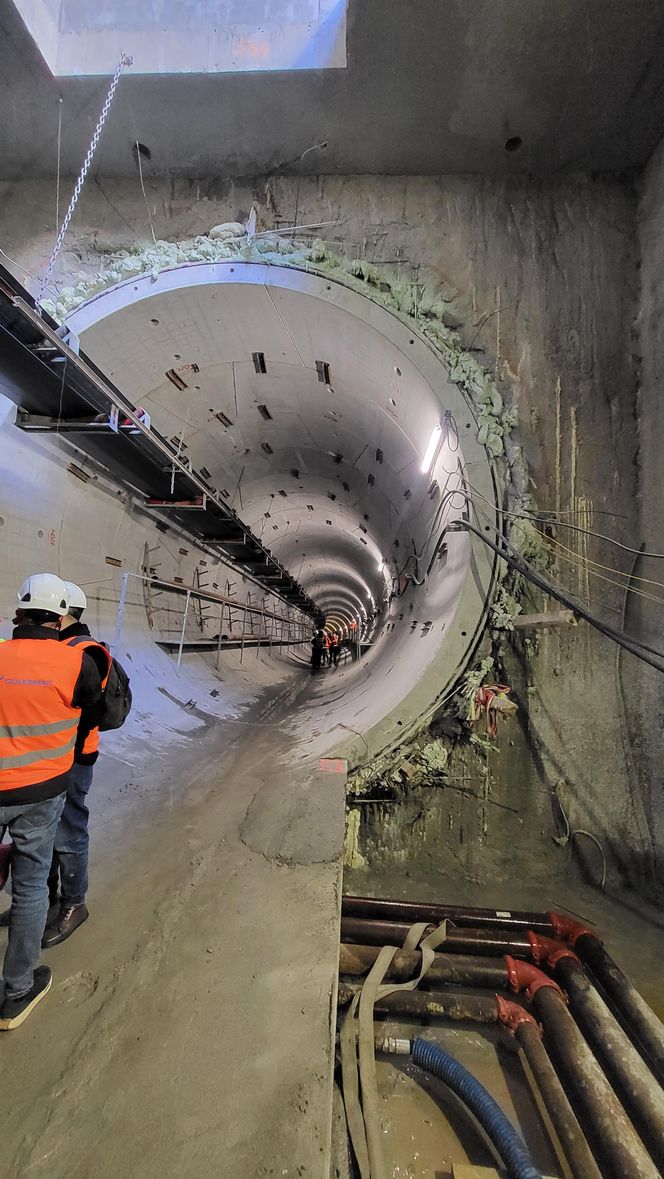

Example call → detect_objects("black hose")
452 520 664 673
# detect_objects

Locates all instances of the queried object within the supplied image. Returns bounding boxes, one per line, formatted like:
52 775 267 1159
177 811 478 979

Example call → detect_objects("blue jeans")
0 793 65 998
52 763 94 908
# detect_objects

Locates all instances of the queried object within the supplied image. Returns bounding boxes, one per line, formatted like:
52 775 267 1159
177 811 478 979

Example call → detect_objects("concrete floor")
1 677 346 1179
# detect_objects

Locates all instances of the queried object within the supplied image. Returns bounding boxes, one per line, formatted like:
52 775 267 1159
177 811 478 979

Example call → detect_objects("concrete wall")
1 170 654 894
624 140 664 887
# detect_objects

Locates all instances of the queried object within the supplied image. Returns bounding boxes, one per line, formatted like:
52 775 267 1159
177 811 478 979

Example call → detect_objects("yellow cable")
546 539 664 607
546 532 664 591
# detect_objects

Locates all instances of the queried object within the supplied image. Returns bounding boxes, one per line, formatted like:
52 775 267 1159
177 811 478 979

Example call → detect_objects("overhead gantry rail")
0 263 321 621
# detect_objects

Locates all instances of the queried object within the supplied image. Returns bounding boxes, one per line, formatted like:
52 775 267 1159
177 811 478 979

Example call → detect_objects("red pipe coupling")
495 995 540 1036
528 931 581 969
504 955 563 1002
548 911 598 947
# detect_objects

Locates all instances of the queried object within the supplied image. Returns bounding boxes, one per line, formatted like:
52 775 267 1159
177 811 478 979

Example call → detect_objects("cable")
55 97 63 233
454 519 664 673
466 479 663 559
293 141 328 230
0 248 60 299
135 140 157 246
466 496 623 615
545 537 664 608
554 789 607 889
467 490 664 611
546 532 664 594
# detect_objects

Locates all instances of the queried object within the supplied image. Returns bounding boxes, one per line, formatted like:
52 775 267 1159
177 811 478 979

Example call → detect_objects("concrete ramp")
0 702 346 1179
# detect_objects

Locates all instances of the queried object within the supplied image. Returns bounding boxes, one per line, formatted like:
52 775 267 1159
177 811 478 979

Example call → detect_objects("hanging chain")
37 52 132 309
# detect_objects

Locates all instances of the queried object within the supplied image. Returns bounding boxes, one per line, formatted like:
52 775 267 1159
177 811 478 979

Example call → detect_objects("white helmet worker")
16 573 69 616
65 582 87 613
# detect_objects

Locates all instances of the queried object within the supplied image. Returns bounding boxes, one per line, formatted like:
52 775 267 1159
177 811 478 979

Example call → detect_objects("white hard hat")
16 573 69 616
65 582 87 611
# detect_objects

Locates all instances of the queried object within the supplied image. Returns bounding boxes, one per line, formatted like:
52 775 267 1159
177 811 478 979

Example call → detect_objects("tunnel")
60 260 496 754
2 2 664 1176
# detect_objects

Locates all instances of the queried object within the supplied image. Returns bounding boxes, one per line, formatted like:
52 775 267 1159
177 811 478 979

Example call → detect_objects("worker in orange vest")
331 631 342 668
323 631 332 667
43 582 111 949
0 574 102 1030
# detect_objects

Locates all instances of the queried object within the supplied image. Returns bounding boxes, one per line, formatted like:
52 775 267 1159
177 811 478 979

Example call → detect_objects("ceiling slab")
1 0 664 178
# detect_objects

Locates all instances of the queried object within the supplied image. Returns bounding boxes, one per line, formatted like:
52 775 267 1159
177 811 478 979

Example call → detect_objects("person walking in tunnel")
331 631 341 668
310 629 324 674
41 582 112 950
0 574 102 1029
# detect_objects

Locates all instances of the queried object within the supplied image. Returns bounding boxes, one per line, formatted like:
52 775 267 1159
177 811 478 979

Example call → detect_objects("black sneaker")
42 903 89 949
0 966 52 1030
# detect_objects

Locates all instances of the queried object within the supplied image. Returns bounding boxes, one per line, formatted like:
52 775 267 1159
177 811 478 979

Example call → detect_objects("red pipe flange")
528 931 581 968
495 995 541 1036
504 955 564 1002
548 911 597 946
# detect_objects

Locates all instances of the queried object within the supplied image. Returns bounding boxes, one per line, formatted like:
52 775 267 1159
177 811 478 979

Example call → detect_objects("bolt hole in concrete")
504 135 523 152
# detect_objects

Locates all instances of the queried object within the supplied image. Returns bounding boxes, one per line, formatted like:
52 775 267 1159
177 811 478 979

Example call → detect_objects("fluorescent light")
421 421 443 474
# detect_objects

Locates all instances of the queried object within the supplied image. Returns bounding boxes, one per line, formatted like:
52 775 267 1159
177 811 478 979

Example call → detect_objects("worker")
0 574 102 1029
323 631 332 667
310 629 324 675
41 582 112 950
331 631 341 668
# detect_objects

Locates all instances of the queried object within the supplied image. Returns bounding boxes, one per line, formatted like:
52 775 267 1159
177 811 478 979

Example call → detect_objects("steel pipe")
533 986 659 1179
575 932 664 1084
515 1020 603 1179
343 894 554 934
339 942 509 989
556 956 664 1169
341 915 532 958
339 984 500 1024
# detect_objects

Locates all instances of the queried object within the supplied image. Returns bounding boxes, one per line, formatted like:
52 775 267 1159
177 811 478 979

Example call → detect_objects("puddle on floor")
369 1024 560 1179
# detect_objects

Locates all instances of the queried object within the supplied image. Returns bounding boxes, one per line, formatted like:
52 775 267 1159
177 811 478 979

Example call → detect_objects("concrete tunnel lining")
65 260 497 756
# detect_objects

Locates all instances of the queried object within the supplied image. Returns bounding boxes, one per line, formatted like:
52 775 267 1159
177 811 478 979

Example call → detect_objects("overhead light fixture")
421 421 443 474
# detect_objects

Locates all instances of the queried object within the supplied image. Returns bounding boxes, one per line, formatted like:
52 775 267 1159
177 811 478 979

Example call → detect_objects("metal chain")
37 52 132 309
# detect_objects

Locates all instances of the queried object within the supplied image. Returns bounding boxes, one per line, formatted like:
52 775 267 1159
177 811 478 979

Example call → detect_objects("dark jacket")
59 621 109 767
1 624 103 805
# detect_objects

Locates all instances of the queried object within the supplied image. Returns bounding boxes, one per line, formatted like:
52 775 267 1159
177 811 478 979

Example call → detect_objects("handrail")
113 570 311 672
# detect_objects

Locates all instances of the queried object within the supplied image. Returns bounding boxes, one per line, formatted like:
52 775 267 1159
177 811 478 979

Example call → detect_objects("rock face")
1 168 659 894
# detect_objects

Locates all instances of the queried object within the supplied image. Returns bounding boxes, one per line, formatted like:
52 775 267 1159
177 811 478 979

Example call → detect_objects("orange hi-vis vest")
64 635 112 756
0 637 85 792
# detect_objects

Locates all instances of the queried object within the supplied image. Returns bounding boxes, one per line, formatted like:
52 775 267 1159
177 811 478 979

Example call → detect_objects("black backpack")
67 636 132 731
98 655 132 731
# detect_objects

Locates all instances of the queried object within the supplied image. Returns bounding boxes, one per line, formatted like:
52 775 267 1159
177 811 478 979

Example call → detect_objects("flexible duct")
411 1037 543 1179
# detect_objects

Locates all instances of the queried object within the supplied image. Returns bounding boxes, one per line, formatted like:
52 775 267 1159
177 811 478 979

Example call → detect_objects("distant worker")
331 632 341 668
310 629 324 675
0 574 102 1029
323 631 332 667
42 583 112 950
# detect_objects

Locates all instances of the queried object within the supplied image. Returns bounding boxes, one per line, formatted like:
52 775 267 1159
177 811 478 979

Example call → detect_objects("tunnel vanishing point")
1 3 664 1177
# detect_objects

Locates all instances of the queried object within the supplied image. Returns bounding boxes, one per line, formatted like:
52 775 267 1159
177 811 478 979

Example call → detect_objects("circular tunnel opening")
66 262 497 756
